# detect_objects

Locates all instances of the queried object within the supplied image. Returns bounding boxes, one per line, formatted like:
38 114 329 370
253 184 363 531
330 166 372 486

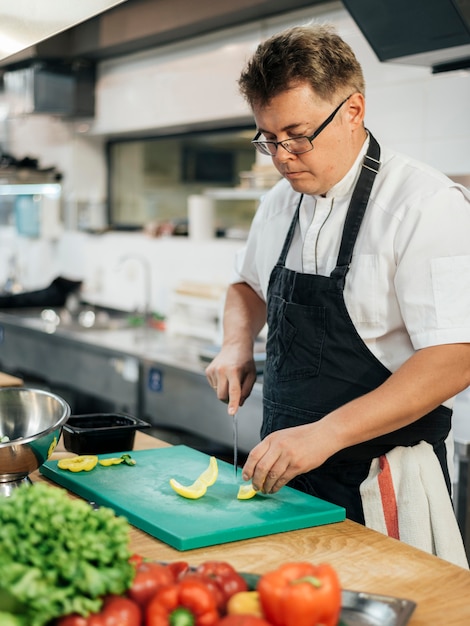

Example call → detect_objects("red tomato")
87 595 141 626
166 560 190 581
56 616 88 626
128 561 175 608
196 561 248 611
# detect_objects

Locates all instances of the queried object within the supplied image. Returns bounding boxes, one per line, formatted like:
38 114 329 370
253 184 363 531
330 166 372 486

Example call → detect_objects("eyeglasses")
251 95 353 156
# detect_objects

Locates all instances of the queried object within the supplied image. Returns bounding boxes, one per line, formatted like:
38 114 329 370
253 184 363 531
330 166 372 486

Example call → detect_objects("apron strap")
276 194 304 266
331 132 381 288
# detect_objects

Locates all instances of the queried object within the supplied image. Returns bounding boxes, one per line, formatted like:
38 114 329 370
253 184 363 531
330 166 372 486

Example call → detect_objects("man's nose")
274 146 296 163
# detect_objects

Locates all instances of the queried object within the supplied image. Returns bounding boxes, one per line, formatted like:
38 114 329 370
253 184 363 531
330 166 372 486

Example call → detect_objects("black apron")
262 133 452 524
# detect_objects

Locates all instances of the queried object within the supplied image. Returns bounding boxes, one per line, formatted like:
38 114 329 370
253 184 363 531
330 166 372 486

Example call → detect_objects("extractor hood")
342 0 470 73
0 0 128 61
0 0 128 117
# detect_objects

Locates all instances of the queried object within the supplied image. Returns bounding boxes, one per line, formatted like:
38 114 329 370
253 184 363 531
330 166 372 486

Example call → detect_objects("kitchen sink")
8 306 140 333
43 307 132 331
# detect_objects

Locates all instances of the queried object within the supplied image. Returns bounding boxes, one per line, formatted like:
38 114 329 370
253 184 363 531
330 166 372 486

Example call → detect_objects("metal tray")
240 572 416 626
340 590 416 626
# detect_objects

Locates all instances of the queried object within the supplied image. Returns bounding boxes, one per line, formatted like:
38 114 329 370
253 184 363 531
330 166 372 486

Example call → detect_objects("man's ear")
346 92 366 128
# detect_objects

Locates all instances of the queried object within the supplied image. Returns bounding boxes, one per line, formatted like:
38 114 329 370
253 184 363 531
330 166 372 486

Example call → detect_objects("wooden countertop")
33 432 470 625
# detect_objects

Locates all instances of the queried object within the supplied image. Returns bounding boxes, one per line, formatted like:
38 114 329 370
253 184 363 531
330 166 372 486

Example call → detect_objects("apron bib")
262 133 451 523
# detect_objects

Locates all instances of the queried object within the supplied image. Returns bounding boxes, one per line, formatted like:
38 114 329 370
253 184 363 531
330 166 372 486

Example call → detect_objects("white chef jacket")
233 136 470 403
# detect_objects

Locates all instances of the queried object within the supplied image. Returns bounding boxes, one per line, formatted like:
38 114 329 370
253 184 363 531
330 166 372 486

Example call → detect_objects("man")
205 24 470 563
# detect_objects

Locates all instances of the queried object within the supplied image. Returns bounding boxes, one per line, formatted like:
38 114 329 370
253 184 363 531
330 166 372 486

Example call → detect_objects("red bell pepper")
146 578 220 626
257 562 341 626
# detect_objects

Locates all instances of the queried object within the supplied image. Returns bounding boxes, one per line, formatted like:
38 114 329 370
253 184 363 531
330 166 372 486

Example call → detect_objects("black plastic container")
62 413 151 454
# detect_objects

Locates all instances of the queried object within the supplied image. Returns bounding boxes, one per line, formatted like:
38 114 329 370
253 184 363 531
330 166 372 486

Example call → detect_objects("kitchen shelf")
166 289 225 343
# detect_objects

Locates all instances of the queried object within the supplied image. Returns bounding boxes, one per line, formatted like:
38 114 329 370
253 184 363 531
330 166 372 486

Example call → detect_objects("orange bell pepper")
257 562 341 626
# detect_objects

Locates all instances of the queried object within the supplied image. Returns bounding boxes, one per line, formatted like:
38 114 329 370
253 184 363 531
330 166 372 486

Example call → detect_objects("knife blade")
232 410 238 481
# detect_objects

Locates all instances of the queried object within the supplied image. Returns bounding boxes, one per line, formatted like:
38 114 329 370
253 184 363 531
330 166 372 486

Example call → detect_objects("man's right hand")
205 343 257 415
206 282 267 415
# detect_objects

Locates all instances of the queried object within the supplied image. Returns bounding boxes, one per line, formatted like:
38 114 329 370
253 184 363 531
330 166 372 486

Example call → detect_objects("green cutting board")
40 445 345 550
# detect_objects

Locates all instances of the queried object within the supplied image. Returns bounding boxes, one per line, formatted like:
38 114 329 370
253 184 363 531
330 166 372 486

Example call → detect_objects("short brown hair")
238 24 365 108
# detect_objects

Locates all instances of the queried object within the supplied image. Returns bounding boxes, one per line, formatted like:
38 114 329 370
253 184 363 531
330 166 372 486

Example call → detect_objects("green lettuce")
0 483 134 626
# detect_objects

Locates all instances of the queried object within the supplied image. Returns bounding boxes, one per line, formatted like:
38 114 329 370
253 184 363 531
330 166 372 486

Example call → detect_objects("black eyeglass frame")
251 94 354 156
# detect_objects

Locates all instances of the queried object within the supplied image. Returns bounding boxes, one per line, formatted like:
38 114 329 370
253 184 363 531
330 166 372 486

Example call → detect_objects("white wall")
4 3 470 198
1 2 470 307
93 6 470 175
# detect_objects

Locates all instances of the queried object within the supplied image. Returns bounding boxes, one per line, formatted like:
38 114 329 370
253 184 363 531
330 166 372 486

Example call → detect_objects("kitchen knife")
232 410 238 481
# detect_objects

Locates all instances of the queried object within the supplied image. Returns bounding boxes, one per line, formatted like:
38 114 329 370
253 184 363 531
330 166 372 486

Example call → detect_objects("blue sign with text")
147 367 163 392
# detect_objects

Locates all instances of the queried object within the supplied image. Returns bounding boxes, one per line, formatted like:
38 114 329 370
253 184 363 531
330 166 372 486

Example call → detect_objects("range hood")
0 0 128 116
0 0 329 117
0 0 328 66
0 0 128 61
342 0 470 73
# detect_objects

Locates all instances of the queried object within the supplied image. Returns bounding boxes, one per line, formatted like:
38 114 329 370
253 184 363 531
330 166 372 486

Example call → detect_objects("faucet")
117 254 152 324
2 255 22 295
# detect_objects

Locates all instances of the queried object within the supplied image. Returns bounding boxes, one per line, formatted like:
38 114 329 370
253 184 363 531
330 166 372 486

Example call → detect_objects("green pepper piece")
121 454 136 466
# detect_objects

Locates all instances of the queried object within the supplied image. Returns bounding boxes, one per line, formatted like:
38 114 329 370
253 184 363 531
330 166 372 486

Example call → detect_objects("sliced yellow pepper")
98 454 136 467
58 455 98 472
47 436 58 458
99 457 124 467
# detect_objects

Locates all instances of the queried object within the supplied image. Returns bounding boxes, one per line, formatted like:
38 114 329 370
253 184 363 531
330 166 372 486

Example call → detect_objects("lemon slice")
169 477 207 499
169 456 218 499
198 455 218 486
237 482 259 500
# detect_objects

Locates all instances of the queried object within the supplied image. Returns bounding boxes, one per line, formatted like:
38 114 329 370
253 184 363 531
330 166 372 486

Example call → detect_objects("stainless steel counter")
0 309 263 453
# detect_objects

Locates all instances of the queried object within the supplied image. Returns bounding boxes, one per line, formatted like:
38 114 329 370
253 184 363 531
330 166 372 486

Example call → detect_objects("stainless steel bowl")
0 387 71 495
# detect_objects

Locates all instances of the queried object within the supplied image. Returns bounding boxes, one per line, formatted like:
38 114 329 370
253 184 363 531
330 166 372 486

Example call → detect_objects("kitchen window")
107 126 260 233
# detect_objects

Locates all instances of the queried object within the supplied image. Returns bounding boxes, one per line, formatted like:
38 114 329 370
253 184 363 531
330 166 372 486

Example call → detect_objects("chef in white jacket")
206 23 470 565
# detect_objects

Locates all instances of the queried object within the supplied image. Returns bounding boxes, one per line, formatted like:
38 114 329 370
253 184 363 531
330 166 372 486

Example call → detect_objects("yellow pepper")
227 591 264 617
99 457 124 467
98 454 136 467
47 436 58 458
58 455 98 472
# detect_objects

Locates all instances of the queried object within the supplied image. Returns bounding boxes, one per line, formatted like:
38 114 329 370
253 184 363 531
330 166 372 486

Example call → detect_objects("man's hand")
205 282 267 415
242 342 470 493
241 422 334 493
205 344 257 414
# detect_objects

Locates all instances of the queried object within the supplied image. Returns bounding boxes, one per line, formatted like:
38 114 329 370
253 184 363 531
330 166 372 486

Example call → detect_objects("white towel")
360 441 469 569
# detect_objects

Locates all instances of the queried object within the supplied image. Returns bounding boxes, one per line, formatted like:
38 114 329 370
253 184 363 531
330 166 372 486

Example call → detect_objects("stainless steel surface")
0 387 70 493
0 313 141 417
0 310 263 453
38 307 133 332
0 0 127 61
340 590 416 626
243 574 416 626
141 359 263 454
